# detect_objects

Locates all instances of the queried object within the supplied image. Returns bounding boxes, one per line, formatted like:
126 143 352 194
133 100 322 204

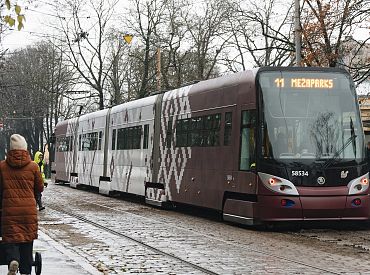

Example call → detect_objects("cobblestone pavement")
39 183 370 274
0 230 100 275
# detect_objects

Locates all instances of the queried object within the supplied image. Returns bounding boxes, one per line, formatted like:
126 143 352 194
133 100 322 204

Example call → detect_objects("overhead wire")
25 7 67 20
2 0 217 50
7 29 63 39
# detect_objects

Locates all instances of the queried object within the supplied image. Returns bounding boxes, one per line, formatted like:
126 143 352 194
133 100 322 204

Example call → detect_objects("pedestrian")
34 151 47 211
0 134 44 275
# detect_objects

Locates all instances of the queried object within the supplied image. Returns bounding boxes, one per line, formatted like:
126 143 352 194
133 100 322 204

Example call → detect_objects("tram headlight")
268 177 281 185
348 173 369 195
258 172 299 196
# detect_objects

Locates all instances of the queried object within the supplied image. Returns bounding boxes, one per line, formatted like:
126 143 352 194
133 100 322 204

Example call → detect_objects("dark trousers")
36 192 43 208
4 241 33 274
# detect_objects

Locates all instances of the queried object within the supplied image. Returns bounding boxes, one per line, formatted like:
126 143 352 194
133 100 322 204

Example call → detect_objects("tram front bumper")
257 194 370 221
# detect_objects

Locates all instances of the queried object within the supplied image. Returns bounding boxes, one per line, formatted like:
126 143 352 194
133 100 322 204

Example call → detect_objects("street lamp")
295 0 302 66
123 34 133 44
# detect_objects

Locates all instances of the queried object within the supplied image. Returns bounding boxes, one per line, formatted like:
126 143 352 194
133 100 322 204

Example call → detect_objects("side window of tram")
175 114 221 147
79 134 88 151
98 131 103 150
166 118 173 148
224 112 232 146
88 132 99 151
239 110 256 171
116 126 142 150
143 124 149 149
112 129 116 150
57 137 71 152
78 132 99 151
69 136 73 152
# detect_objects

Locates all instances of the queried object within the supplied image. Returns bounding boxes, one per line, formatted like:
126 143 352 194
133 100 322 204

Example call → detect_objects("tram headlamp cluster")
348 173 369 195
258 172 299 196
268 177 280 185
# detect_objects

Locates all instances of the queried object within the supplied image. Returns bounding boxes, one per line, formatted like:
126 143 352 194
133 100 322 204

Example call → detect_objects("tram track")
46 187 343 274
75 201 359 274
49 205 219 275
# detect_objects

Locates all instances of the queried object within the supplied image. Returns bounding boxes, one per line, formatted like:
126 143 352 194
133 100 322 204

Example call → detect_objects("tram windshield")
258 70 364 165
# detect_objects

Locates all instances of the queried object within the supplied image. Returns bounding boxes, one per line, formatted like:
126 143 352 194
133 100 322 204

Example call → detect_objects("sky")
1 0 126 51
1 1 58 50
1 0 369 52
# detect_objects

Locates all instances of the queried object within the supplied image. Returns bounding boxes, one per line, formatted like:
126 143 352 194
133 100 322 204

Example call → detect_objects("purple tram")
52 67 369 225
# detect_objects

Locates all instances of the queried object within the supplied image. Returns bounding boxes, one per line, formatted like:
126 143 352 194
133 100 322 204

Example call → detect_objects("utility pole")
156 47 161 92
294 0 302 66
123 33 133 101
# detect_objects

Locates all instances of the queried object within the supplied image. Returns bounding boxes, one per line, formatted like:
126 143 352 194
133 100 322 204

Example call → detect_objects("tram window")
133 127 142 149
98 131 102 150
69 136 73 151
183 119 190 131
143 124 149 149
66 137 70 151
88 132 98 151
117 126 142 150
112 129 116 150
81 134 88 151
80 134 85 151
224 112 232 145
176 114 220 147
176 119 185 147
81 134 87 151
117 129 124 150
78 132 100 151
193 117 204 146
176 119 184 147
214 114 221 128
239 110 256 170
207 114 220 146
205 115 213 129
166 118 173 148
57 136 71 152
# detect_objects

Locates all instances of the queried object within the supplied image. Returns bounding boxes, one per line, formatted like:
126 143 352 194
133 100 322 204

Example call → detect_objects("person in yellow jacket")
34 151 47 211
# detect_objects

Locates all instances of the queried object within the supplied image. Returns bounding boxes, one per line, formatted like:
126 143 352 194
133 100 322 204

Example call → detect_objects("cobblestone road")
39 184 370 274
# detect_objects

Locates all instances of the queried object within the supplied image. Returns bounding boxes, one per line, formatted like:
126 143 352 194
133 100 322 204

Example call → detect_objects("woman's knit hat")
10 134 27 150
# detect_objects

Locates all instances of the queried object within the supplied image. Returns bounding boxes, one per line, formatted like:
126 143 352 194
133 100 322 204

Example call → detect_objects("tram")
52 67 369 224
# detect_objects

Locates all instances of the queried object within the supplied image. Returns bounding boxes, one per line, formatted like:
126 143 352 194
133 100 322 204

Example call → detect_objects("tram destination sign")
274 77 334 89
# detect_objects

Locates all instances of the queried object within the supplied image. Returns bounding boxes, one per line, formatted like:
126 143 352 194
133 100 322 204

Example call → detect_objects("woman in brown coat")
0 134 44 275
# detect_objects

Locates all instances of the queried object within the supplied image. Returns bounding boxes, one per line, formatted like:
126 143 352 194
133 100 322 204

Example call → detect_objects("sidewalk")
0 231 102 275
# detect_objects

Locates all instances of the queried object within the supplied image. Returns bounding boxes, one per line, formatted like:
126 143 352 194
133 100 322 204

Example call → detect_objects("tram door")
225 107 257 197
236 108 258 194
214 107 238 209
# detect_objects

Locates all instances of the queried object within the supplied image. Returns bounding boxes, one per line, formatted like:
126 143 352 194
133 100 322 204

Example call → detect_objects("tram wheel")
34 252 42 275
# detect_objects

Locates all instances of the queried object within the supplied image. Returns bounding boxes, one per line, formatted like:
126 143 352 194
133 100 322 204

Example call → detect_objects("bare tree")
180 0 229 80
56 0 119 110
155 0 190 90
125 0 170 98
123 0 226 98
224 0 295 71
301 0 369 83
0 42 75 158
104 29 133 105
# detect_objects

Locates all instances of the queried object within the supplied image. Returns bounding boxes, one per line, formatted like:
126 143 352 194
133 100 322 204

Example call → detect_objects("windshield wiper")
350 117 357 157
322 118 357 169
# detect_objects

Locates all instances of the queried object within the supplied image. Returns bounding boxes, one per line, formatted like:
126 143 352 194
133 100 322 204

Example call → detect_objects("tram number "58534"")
291 170 309 177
